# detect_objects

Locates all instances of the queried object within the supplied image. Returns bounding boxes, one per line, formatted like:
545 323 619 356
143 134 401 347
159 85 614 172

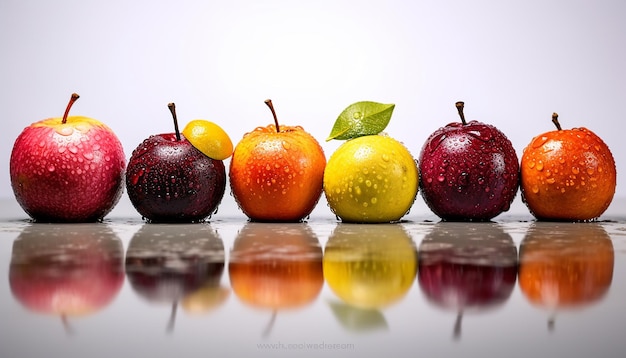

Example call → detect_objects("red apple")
125 223 226 332
125 103 226 223
418 102 519 221
229 100 326 222
418 222 518 339
9 223 124 333
10 93 126 222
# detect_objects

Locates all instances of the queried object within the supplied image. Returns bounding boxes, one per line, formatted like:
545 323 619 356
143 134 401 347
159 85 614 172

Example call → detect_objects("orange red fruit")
229 100 326 222
520 113 616 221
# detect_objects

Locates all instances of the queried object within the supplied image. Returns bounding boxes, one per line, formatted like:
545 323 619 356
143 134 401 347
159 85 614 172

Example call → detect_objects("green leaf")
326 101 395 141
328 300 388 332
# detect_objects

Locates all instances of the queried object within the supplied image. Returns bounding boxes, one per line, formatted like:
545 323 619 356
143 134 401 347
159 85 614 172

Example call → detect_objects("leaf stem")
264 99 280 133
168 103 181 141
62 93 80 124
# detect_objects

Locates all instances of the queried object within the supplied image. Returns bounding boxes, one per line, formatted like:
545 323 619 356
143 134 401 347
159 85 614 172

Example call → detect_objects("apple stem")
264 99 280 133
455 101 467 125
61 314 75 335
262 310 278 338
62 93 80 124
168 103 182 141
551 112 562 130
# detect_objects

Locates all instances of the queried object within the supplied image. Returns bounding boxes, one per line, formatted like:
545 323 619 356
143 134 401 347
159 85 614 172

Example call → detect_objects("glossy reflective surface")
1 197 626 358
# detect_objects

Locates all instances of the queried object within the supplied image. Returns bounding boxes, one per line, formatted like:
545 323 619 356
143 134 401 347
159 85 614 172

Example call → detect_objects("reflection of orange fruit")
518 223 614 308
229 100 326 222
228 223 324 309
520 114 616 221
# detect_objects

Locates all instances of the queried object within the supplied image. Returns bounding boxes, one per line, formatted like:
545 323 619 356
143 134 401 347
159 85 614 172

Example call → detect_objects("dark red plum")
418 102 519 221
125 103 226 223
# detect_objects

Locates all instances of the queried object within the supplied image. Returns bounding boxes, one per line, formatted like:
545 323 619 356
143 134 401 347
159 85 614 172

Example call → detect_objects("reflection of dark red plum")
9 224 124 333
518 223 614 331
125 224 225 332
418 222 517 339
229 223 323 336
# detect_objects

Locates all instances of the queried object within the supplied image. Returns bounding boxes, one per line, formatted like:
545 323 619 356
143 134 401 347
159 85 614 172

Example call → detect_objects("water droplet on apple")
353 111 362 119
282 141 291 150
535 161 544 171
531 185 539 194
47 164 55 172
382 154 390 162
68 145 78 154
546 178 556 184
371 197 377 204
571 167 580 174
532 136 549 148
437 174 445 182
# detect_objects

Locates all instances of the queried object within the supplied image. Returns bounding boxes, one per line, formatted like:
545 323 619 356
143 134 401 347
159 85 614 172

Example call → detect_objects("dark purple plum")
125 103 226 223
418 102 519 221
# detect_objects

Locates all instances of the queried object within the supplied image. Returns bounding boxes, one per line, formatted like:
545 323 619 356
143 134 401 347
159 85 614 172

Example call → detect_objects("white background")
2 0 625 206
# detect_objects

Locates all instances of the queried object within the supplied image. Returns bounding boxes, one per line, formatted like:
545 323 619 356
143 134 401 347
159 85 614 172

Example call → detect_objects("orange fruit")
518 223 614 329
229 124 326 222
520 114 616 221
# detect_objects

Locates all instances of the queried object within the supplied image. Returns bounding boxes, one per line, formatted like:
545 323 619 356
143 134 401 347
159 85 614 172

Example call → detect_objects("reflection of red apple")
518 223 614 331
9 224 124 333
228 223 323 336
125 224 226 332
418 222 518 339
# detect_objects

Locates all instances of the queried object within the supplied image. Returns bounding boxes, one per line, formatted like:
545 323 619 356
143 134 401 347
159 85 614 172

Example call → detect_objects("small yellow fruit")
182 119 233 160
323 134 418 223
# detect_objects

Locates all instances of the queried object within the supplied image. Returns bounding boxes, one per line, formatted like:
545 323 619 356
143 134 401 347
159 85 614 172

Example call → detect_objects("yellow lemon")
182 119 233 160
323 134 418 223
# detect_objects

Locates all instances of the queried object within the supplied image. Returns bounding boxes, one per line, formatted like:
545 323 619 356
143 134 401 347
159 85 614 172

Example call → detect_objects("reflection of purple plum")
125 224 225 332
418 222 517 339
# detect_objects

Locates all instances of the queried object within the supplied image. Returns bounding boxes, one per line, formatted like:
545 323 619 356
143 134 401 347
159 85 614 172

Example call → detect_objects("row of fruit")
9 93 617 223
9 222 613 334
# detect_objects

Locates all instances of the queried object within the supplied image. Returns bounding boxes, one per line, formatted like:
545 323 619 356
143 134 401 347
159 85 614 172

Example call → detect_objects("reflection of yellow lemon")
182 119 233 160
181 285 230 315
323 134 418 223
323 224 417 309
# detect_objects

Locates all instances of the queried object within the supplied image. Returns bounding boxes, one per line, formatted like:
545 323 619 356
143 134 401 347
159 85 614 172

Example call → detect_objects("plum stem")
168 103 181 141
455 101 467 125
264 99 280 133
551 112 562 130
62 93 80 124
167 302 178 334
453 310 462 340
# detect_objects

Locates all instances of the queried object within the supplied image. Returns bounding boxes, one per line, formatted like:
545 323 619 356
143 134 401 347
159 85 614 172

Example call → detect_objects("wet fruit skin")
520 124 616 221
125 133 226 223
418 120 519 221
229 124 326 222
323 135 419 223
10 116 126 222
